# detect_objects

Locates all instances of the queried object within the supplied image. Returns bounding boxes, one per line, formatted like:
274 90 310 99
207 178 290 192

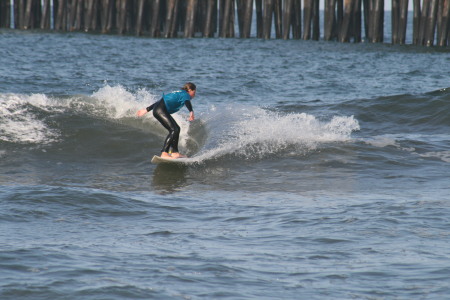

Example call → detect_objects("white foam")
419 151 450 163
364 134 450 163
191 106 360 161
365 135 399 148
92 84 154 119
364 134 416 152
0 93 60 144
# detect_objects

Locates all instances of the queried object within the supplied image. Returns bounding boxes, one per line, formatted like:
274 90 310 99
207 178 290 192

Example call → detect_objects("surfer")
136 82 196 159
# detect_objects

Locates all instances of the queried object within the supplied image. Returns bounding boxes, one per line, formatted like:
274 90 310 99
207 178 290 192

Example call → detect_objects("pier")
0 0 449 46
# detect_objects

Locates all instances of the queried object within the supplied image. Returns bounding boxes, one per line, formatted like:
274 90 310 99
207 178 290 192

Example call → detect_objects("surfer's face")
188 89 196 99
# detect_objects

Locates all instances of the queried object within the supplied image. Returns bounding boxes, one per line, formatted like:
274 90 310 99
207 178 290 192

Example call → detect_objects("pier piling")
0 0 448 46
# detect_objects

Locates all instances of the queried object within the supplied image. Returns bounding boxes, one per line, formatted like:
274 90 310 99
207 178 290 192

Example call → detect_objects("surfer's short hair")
182 82 196 91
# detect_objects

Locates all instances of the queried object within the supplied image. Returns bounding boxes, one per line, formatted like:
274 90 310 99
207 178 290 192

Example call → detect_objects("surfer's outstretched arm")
136 102 158 117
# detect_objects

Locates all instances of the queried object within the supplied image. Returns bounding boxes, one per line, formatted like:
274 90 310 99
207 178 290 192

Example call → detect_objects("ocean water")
1 29 450 299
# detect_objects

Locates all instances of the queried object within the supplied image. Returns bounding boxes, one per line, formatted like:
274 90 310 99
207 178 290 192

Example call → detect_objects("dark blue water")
1 29 450 299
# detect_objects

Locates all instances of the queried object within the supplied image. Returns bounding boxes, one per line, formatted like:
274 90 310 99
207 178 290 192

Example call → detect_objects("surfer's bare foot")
160 152 173 159
171 153 187 159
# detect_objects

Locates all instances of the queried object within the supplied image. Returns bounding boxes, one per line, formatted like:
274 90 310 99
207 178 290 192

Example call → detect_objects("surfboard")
151 155 192 165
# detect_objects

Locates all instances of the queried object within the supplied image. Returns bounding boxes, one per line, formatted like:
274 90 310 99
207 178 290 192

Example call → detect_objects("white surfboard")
151 155 192 165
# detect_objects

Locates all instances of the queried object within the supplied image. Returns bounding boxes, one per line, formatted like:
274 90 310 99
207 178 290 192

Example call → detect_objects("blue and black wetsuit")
146 90 193 154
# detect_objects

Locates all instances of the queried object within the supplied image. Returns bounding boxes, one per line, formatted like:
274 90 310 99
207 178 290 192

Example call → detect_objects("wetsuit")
146 90 193 153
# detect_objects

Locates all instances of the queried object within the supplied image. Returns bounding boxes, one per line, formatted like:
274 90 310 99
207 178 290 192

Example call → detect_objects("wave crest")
0 93 60 144
193 106 360 161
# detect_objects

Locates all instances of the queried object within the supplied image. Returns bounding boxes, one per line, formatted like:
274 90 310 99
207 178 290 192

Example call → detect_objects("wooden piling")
353 0 362 42
84 0 94 32
336 0 343 35
203 0 216 37
135 0 145 36
17 0 23 29
76 0 82 31
303 0 312 39
185 0 197 37
324 0 337 40
39 0 49 29
34 0 41 28
255 0 263 38
150 0 161 37
165 0 179 38
0 0 7 28
283 0 293 39
31 0 38 29
77 0 84 31
5 0 9 27
68 0 77 31
292 0 302 39
263 0 274 39
24 0 33 29
362 0 369 38
220 0 231 37
369 0 384 43
425 0 439 45
418 0 427 44
438 0 450 45
392 0 408 44
312 0 320 40
219 0 225 37
236 0 244 35
413 0 421 44
418 0 430 45
241 0 253 38
229 0 236 37
24 0 34 29
117 0 128 34
100 0 112 33
339 0 354 42
398 0 409 44
283 0 301 40
274 0 282 38
55 0 66 31
392 0 400 43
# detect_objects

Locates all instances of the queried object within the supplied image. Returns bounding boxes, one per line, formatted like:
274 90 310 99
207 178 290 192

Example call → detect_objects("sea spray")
92 84 152 119
193 105 360 161
0 93 60 144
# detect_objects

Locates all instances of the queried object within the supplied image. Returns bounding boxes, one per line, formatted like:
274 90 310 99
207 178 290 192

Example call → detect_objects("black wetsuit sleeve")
146 103 156 112
146 98 163 112
185 100 193 112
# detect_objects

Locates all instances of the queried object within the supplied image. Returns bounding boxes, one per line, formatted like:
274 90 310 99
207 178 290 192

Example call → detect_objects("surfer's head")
182 82 196 99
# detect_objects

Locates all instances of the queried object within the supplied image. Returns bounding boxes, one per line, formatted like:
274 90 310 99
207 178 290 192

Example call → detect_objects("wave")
0 85 159 145
3 85 449 168
342 87 450 131
1 85 361 164
0 93 61 144
277 87 450 135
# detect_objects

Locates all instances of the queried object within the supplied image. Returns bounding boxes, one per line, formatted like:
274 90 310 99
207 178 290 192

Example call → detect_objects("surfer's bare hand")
188 111 195 121
136 109 147 117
